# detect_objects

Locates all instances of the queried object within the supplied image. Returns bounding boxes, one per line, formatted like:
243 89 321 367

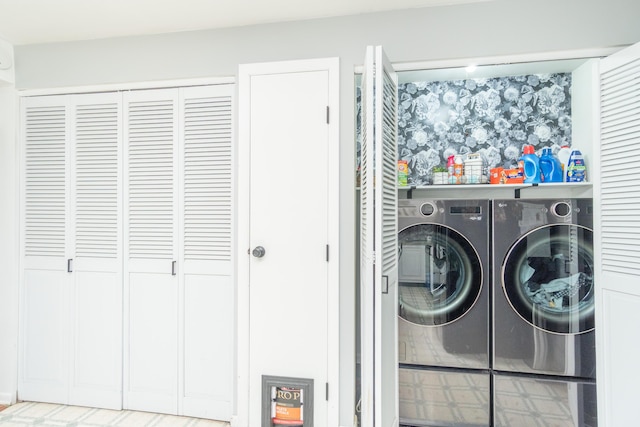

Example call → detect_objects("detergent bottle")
557 145 572 181
539 147 563 183
566 149 587 182
520 145 541 184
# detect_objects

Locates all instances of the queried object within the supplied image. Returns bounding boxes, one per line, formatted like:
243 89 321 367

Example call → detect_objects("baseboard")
0 391 15 406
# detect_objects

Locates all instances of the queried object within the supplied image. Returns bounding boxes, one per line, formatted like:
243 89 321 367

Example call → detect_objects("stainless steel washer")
492 198 597 427
398 199 490 427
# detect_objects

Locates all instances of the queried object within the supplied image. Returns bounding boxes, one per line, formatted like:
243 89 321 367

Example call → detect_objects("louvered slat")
75 102 119 258
183 96 232 261
600 56 640 275
128 99 175 259
24 104 67 257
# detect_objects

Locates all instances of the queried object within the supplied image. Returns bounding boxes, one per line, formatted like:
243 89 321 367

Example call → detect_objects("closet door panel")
19 96 70 404
124 89 179 414
69 93 123 409
179 85 234 420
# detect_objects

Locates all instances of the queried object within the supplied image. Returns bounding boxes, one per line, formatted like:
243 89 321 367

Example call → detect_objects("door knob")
252 246 266 258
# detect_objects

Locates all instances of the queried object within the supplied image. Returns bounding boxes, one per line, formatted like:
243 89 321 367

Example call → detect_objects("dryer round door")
502 224 595 334
398 223 483 326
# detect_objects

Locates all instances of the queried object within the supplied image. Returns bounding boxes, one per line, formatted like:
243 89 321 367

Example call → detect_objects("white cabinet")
19 85 234 420
20 93 123 409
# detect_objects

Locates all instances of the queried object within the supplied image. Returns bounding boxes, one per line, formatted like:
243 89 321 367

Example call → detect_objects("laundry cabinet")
19 84 234 421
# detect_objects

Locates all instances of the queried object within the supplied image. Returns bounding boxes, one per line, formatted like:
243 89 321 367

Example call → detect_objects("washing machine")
492 198 597 427
398 199 490 427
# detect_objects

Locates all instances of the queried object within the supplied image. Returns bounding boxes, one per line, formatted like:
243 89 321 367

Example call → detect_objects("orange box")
501 168 524 184
490 167 503 184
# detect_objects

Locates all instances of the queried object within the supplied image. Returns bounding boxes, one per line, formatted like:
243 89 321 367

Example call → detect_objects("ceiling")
0 0 491 46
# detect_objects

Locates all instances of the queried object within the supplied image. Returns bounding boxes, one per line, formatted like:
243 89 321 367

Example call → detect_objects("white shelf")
398 182 593 199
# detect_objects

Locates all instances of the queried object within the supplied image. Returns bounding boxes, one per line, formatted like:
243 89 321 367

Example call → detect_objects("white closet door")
124 89 180 414
360 45 399 427
68 93 123 409
178 85 234 420
19 95 71 404
597 40 640 427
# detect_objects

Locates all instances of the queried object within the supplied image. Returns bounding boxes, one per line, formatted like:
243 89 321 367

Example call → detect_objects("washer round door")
502 224 595 334
398 223 483 326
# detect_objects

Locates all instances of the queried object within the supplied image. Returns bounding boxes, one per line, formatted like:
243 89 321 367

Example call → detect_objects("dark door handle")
252 246 266 258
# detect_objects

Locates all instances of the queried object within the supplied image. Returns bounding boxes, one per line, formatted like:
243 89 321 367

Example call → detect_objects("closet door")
20 93 123 409
124 89 180 414
178 85 234 420
68 93 123 409
597 40 640 427
360 45 399 427
19 95 70 404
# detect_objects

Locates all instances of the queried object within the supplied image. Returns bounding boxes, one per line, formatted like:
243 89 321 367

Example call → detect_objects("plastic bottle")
557 145 572 182
447 155 455 183
566 149 587 182
539 147 563 183
520 145 541 184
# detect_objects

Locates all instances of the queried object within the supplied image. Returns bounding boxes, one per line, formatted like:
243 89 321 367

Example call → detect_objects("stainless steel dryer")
398 199 490 427
492 198 597 427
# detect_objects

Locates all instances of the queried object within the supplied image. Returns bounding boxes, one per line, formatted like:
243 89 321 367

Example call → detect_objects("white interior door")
239 58 339 427
124 88 180 414
178 85 234 420
596 40 640 427
68 92 123 409
19 95 70 404
360 45 399 427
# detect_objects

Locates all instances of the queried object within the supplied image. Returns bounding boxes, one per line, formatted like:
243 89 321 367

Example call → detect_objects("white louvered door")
596 40 640 427
20 95 70 404
69 93 123 409
20 93 124 409
124 88 180 414
179 85 233 420
360 45 399 427
124 85 234 419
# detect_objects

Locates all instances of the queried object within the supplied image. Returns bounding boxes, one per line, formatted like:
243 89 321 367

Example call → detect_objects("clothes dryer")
492 198 597 427
398 199 490 427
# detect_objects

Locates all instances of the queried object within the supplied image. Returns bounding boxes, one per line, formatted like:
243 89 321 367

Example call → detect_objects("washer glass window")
502 224 595 334
398 224 482 326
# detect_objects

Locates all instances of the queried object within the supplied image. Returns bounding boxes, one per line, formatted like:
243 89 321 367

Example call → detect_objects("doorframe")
236 57 340 427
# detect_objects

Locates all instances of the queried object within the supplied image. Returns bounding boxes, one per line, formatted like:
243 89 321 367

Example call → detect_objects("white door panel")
124 88 180 413
240 58 339 427
360 45 399 427
20 269 69 404
596 40 640 427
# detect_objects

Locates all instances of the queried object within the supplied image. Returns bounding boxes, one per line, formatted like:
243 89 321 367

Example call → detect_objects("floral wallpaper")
356 72 573 185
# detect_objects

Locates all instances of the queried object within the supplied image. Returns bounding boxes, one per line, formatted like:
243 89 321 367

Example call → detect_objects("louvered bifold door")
19 95 71 404
178 85 233 420
123 88 180 414
597 41 640 427
360 46 399 427
68 92 123 409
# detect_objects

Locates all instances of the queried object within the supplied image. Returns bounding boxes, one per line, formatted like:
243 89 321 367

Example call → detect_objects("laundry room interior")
357 55 599 427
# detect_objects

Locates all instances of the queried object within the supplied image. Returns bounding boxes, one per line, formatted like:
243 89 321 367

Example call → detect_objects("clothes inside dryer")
502 224 595 334
398 224 482 327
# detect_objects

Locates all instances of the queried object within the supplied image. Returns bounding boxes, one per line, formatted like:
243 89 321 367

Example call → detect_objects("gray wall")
9 0 640 424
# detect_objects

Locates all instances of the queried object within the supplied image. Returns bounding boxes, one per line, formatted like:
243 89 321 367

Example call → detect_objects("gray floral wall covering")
356 72 573 186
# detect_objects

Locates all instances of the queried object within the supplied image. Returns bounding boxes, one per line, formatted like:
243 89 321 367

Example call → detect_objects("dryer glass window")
398 224 482 326
502 224 594 334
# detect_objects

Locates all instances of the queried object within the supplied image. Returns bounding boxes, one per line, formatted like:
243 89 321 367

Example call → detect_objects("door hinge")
326 106 330 124
326 244 329 262
326 382 329 400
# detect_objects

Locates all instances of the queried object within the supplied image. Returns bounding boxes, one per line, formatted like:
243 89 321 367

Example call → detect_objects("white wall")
7 0 640 423
0 85 17 405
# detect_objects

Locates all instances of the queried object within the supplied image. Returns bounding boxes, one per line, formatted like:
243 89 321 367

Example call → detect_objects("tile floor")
0 402 230 427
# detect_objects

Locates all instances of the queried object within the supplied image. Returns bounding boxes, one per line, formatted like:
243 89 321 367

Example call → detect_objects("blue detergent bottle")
521 145 541 184
539 147 563 183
